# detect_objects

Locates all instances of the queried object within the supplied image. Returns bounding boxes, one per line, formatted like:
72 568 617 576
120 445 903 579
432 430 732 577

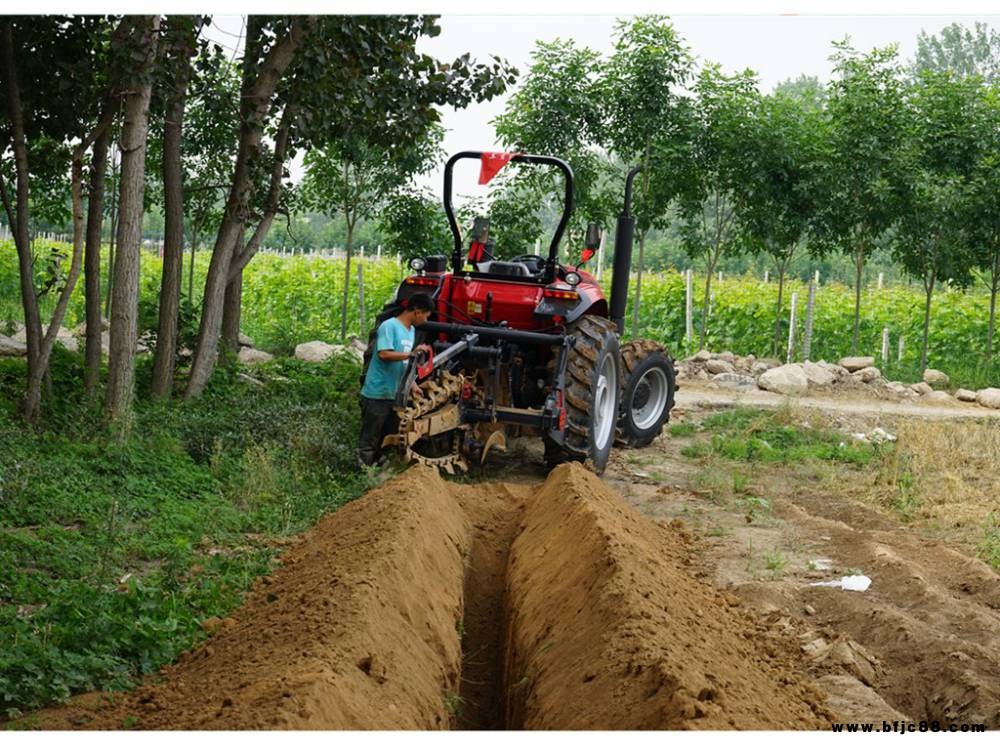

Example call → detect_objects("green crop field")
2 240 998 389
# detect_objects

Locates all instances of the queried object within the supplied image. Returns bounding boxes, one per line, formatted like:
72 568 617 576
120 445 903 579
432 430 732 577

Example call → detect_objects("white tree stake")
882 327 890 362
787 292 798 364
685 269 694 344
803 279 816 361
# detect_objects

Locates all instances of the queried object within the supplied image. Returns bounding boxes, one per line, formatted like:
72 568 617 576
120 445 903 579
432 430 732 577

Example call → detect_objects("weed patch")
0 353 370 714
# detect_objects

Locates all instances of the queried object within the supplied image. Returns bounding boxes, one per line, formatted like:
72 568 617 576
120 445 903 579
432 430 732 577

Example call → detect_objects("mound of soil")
28 463 834 730
504 463 832 729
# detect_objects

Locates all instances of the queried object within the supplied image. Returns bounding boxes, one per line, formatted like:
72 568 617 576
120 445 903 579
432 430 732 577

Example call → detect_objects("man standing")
357 293 434 467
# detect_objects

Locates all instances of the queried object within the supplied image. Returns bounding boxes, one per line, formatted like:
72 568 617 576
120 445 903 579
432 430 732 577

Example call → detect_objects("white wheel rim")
593 353 617 450
631 368 669 431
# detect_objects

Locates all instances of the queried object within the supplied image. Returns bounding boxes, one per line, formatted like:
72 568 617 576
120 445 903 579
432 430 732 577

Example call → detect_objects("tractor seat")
475 260 532 277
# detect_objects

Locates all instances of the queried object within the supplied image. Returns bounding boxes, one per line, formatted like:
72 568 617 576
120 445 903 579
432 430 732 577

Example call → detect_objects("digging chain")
395 370 468 474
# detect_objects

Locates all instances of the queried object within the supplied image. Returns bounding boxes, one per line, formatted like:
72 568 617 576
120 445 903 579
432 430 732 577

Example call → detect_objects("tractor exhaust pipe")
609 166 642 334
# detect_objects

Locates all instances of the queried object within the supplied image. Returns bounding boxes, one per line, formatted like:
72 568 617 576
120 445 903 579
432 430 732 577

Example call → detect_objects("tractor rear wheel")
560 315 622 474
617 339 675 448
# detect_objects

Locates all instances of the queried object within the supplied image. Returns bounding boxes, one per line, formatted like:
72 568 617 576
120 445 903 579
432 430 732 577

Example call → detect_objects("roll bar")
443 151 574 282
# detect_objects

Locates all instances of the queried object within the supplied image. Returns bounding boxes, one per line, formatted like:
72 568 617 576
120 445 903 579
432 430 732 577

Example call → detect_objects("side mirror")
580 248 596 263
471 216 490 244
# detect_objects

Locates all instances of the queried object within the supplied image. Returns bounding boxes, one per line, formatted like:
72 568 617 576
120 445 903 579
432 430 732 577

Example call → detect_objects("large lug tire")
617 339 676 448
561 315 622 475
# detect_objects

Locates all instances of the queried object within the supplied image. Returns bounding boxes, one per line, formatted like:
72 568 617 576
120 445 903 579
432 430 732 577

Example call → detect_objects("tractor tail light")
405 275 439 286
543 287 580 301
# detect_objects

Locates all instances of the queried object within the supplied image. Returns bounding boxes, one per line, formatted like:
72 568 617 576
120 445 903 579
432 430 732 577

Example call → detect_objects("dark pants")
357 397 400 467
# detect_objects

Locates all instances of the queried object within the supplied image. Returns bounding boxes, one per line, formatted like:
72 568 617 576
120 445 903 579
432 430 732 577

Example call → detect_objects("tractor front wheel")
617 339 675 448
561 315 622 474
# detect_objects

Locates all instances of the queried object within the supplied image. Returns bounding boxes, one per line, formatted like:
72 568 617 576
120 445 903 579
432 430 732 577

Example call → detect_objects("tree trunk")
631 229 646 339
185 19 307 398
104 148 119 318
151 20 197 399
188 223 199 304
1 22 45 421
920 269 935 373
851 243 865 355
221 272 242 352
340 220 355 340
988 247 999 359
84 121 111 396
773 262 788 358
700 255 716 350
106 16 160 430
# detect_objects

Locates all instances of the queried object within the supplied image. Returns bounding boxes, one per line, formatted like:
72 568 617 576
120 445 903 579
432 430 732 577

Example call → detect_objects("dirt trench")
32 463 835 730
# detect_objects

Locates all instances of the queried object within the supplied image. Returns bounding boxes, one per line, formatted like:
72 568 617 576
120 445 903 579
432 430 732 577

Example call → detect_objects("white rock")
236 372 264 387
74 318 110 337
347 336 368 355
238 332 255 348
330 344 364 363
839 356 875 372
921 390 953 405
923 368 949 386
821 362 851 380
855 366 881 383
238 347 273 365
801 361 835 387
13 327 27 343
691 349 712 362
711 372 757 390
909 382 933 396
100 331 110 356
705 358 735 374
751 361 773 376
0 333 27 356
757 363 808 396
56 336 78 353
976 388 1000 410
294 340 336 362
955 389 977 403
717 351 736 363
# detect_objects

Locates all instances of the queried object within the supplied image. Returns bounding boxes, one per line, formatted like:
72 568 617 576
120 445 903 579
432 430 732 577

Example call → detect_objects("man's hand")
411 383 422 398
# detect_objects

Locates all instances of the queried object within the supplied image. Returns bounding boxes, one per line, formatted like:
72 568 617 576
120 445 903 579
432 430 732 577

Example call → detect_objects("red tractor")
363 151 676 475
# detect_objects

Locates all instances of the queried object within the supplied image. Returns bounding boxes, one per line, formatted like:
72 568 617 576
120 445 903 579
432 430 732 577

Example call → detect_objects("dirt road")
676 382 1000 421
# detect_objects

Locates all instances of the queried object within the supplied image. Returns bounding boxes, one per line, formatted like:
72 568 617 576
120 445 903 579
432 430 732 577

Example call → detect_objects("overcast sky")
204 12 1000 198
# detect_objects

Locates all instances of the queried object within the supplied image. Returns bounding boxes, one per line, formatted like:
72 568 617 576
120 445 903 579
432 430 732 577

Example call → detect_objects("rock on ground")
238 347 273 365
955 389 978 403
839 356 875 373
705 358 735 375
820 362 850 380
757 363 808 396
691 349 712 362
294 340 336 363
976 388 1000 409
0 333 27 356
920 390 953 405
909 382 933 396
922 369 949 386
710 372 757 390
238 332 255 348
855 366 882 383
800 361 835 387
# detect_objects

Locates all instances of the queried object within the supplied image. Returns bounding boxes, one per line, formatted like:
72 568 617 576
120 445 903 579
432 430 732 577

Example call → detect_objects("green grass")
668 422 697 437
684 408 875 467
0 349 371 716
977 514 1000 569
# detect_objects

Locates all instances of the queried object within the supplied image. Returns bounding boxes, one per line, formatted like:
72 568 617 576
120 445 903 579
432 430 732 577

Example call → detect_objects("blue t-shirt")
361 317 415 400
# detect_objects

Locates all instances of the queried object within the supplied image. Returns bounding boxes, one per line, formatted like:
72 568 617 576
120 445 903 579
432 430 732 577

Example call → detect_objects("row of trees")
0 15 514 426
478 18 1000 371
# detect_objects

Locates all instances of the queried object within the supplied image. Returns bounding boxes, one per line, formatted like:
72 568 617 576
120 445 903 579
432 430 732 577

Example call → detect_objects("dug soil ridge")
31 463 834 730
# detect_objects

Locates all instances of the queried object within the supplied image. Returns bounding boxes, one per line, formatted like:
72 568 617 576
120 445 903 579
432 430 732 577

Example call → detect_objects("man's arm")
377 349 410 362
